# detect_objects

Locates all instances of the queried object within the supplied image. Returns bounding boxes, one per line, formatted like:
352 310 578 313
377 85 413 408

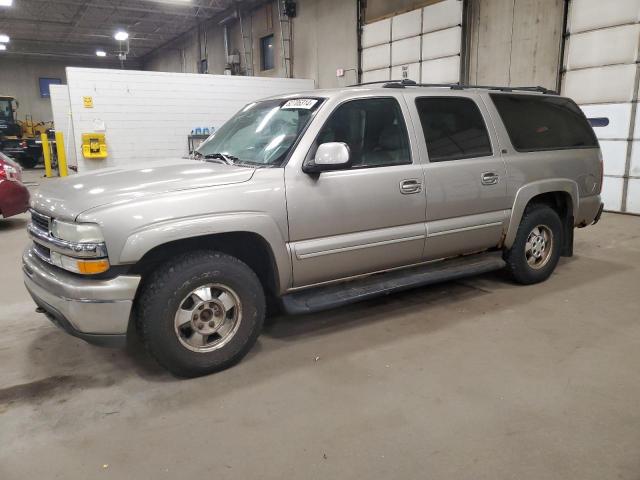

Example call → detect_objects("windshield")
0 99 15 123
196 98 322 166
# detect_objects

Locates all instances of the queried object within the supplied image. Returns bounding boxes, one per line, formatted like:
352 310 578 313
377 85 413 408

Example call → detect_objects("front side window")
415 97 493 162
197 98 322 166
315 97 411 168
490 93 598 152
0 99 14 122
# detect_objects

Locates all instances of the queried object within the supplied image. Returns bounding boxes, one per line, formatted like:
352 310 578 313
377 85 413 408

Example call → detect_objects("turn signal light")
77 259 110 274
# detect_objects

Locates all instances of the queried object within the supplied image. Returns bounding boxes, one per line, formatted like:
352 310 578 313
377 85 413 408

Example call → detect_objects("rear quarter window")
490 93 598 152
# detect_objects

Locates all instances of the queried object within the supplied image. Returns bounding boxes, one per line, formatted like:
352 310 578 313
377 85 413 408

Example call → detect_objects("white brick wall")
64 68 314 172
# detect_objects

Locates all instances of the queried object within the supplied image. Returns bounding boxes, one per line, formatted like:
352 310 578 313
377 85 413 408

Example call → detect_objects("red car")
0 152 30 218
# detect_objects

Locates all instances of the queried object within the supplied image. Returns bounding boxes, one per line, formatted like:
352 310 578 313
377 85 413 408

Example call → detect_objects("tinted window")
490 93 598 151
415 97 493 162
316 97 411 168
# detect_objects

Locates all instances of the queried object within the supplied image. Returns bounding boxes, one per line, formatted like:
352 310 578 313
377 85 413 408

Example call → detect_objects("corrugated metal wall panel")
563 0 640 214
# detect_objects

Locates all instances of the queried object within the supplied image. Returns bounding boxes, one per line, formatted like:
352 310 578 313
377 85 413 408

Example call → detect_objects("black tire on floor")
17 156 37 169
136 250 265 377
504 203 563 285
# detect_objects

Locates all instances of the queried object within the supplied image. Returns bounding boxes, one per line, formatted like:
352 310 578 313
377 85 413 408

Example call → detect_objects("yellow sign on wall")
83 96 94 108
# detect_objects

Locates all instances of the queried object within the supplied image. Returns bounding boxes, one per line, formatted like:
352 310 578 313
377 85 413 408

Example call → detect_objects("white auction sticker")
282 98 318 109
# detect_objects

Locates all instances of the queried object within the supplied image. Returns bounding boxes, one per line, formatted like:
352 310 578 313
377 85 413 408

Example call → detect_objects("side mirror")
303 142 350 174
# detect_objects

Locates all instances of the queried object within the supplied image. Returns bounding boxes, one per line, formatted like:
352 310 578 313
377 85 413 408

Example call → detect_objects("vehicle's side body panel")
403 90 510 260
78 168 293 294
284 91 428 288
481 91 603 246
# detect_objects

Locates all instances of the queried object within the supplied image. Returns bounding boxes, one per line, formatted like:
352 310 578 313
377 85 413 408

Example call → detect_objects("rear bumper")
22 247 141 346
576 194 603 227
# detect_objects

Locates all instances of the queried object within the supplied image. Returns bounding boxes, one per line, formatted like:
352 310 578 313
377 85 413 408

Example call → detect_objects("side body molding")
119 212 292 292
504 179 579 249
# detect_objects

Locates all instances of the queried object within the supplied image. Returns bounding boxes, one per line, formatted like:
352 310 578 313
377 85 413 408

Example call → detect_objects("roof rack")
350 78 557 95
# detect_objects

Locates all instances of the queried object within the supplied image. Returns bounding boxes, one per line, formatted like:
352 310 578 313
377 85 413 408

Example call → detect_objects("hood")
30 159 256 220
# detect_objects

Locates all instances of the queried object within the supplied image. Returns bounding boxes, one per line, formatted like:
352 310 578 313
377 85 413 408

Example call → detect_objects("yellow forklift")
0 95 51 168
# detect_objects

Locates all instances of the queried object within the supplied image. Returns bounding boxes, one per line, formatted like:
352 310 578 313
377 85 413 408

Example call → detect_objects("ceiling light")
0 45 6 51
0 0 13 7
96 50 107 57
0 34 9 43
114 30 129 41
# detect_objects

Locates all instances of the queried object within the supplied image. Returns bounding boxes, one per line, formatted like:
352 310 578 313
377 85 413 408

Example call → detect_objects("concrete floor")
1 170 639 479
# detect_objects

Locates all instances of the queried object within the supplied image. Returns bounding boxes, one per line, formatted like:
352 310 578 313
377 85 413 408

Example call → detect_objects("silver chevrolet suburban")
23 81 604 377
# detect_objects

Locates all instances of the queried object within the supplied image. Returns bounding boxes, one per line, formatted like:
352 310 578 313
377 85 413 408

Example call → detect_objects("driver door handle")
400 179 422 194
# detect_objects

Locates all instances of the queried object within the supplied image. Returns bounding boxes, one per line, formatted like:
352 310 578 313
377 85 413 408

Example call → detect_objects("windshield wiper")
202 153 238 165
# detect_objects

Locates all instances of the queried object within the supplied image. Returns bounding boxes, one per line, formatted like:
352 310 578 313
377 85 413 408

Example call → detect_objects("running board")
281 251 506 315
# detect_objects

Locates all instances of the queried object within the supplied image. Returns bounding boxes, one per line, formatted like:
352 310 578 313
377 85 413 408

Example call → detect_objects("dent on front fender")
504 179 579 249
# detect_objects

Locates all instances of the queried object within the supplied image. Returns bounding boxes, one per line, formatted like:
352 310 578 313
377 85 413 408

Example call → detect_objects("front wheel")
136 251 265 377
504 204 562 285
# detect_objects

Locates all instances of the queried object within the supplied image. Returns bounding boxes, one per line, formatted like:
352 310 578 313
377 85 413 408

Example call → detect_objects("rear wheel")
136 251 265 377
504 204 562 285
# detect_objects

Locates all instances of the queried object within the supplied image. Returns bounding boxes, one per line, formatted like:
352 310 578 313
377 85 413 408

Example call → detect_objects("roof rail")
351 78 557 94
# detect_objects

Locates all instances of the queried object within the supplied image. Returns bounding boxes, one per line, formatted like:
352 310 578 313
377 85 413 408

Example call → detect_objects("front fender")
119 212 291 291
504 179 579 248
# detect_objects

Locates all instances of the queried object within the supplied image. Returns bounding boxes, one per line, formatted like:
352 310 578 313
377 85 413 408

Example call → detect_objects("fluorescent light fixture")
0 0 13 7
0 45 6 51
96 50 107 57
114 30 129 41
0 34 9 43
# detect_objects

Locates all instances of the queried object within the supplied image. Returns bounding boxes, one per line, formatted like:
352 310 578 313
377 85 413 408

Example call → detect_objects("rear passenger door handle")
481 172 499 186
400 179 422 194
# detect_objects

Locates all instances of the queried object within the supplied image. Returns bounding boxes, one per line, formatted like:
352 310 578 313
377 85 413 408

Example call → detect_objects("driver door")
285 96 427 288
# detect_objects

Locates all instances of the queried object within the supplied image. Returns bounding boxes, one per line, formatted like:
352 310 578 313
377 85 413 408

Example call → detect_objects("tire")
504 204 562 285
136 250 265 377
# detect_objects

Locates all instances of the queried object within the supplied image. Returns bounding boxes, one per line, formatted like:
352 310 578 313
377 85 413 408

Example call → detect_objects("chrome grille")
30 210 50 233
33 242 51 262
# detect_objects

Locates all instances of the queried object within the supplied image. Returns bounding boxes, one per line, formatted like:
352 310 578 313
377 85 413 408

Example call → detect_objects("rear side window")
415 97 493 162
490 93 598 152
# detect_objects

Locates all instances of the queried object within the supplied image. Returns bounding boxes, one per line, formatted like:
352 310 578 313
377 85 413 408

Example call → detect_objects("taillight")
0 163 19 181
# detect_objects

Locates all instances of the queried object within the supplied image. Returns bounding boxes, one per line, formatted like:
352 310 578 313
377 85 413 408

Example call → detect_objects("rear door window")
490 93 598 152
414 97 493 162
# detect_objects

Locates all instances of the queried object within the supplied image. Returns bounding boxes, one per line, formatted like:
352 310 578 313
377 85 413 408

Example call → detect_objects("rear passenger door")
406 94 510 260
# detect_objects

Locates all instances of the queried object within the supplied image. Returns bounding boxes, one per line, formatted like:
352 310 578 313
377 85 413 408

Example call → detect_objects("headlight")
51 220 104 243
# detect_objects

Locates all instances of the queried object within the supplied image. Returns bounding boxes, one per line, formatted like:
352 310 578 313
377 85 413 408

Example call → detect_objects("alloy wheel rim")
525 224 553 270
174 283 242 353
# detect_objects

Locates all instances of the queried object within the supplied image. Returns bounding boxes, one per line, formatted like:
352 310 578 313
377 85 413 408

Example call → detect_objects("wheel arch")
504 179 578 250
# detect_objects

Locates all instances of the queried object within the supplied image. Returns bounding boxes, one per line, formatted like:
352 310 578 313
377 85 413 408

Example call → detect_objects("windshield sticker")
282 98 318 109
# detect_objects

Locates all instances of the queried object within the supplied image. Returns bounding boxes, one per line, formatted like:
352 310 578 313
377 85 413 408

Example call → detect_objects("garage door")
561 0 640 214
361 0 463 84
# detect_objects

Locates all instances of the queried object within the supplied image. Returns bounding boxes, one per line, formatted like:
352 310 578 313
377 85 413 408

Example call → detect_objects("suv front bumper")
22 247 141 347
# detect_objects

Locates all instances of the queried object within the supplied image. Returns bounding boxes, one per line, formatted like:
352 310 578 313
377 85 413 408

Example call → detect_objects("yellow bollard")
54 131 68 177
41 134 53 178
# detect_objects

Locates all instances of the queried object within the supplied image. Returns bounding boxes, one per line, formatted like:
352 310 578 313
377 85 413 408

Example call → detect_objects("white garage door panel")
391 62 421 82
391 36 421 66
362 44 390 72
392 9 422 41
630 141 640 177
362 18 391 48
422 26 462 61
568 0 640 34
580 103 633 140
564 64 637 104
626 179 640 214
361 68 391 83
421 55 460 83
599 141 629 176
601 176 624 212
423 0 462 34
634 109 640 139
565 25 640 71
